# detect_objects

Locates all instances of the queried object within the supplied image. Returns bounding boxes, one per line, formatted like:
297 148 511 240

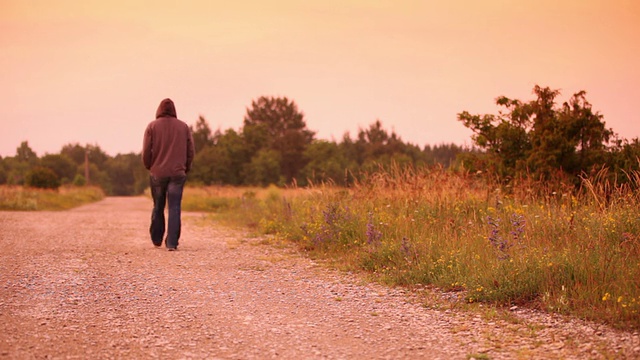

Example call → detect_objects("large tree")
242 96 315 183
341 120 425 171
458 85 613 181
60 143 87 165
105 153 147 196
190 128 249 186
16 141 38 164
559 90 613 173
40 153 77 183
190 116 214 154
300 140 354 186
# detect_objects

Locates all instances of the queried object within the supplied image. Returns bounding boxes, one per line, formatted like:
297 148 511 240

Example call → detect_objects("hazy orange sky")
1 0 639 157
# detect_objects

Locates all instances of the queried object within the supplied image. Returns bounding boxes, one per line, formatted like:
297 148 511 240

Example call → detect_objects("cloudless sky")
1 0 639 157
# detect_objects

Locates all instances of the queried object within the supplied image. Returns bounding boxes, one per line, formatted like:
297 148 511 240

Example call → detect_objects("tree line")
0 95 463 194
0 142 148 195
2 86 638 194
190 96 463 187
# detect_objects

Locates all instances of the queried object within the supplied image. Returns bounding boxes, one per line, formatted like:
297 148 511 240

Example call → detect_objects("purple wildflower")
366 212 382 245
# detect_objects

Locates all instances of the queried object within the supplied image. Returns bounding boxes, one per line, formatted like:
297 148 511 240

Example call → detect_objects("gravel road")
1 197 638 359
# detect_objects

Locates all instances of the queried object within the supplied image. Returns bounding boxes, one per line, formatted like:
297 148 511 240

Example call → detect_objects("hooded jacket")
142 98 195 177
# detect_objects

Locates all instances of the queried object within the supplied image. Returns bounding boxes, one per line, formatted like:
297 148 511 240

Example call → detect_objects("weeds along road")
0 197 638 359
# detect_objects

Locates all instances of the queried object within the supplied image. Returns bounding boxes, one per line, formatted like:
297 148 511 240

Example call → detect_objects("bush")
72 174 87 186
25 167 61 189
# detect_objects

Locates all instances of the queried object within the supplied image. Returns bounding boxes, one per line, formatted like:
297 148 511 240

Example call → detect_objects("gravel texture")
1 197 639 359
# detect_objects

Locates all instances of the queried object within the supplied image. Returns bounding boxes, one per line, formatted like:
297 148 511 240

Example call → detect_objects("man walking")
142 98 195 251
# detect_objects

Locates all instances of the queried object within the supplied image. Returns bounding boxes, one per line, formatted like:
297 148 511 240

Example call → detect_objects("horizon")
2 1 639 157
0 90 637 158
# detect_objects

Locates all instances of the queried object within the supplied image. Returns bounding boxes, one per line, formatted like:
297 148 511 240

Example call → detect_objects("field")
2 171 637 329
0 185 105 211
182 167 640 330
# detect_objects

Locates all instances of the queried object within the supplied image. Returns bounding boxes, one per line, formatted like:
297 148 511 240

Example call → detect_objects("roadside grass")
183 167 640 329
0 185 105 211
182 185 317 230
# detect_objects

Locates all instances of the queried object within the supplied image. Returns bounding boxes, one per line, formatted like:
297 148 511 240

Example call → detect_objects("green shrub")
25 167 60 189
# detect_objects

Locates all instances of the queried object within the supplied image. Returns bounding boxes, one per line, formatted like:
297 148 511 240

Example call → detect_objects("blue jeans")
149 175 186 249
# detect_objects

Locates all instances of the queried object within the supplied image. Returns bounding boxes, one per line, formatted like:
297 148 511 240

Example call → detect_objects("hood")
156 98 177 118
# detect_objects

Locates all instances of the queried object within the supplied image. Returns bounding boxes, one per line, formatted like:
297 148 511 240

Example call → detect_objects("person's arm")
185 126 195 173
142 124 153 170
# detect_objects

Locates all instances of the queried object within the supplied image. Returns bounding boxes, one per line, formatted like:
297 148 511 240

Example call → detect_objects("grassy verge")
181 185 313 228
0 185 105 211
183 168 640 329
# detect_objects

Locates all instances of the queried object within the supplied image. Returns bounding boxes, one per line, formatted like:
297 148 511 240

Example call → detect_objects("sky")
1 0 639 157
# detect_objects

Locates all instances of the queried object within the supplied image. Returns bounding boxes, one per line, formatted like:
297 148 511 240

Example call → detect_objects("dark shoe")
167 247 177 251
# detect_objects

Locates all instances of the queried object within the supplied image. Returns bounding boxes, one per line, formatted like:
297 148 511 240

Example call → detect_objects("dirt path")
0 197 638 359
